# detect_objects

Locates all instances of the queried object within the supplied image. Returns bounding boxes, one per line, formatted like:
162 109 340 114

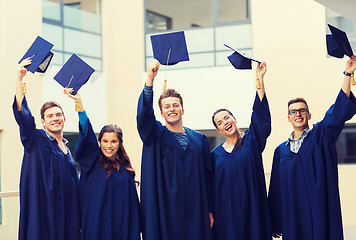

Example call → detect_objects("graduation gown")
212 93 272 240
137 90 213 240
75 117 140 240
13 97 80 240
268 90 356 240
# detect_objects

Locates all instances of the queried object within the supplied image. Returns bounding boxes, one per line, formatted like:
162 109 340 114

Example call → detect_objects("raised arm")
137 59 162 145
342 56 356 97
246 62 271 152
64 89 99 173
145 59 160 87
16 58 32 111
319 56 356 143
256 62 267 101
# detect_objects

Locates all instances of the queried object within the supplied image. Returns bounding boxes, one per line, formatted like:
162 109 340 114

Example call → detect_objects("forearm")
15 78 25 111
341 74 351 98
257 75 265 101
146 76 154 87
78 111 88 132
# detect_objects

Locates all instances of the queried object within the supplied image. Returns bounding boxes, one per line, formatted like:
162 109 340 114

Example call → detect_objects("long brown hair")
98 124 139 185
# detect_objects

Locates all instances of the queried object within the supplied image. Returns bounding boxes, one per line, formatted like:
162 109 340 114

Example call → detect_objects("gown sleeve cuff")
143 85 154 106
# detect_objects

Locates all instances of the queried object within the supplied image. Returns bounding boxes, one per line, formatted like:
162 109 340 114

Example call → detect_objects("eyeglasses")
288 108 309 116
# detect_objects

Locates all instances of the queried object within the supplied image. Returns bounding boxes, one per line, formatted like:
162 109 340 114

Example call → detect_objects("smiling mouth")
294 118 303 122
225 124 232 131
168 113 177 116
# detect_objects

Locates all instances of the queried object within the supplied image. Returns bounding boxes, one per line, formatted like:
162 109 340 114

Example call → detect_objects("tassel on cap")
256 79 262 90
351 73 356 86
162 79 167 91
22 82 27 94
162 48 171 92
75 100 82 112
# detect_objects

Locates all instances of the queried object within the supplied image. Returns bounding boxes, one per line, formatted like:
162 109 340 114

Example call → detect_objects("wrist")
343 71 354 77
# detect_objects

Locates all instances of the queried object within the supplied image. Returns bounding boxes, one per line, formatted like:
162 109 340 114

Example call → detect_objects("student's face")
100 132 120 161
288 102 311 131
160 97 184 125
214 111 238 137
41 107 65 134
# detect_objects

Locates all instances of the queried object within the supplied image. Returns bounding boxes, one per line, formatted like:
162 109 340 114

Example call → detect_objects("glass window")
42 0 102 71
63 132 79 161
146 10 172 32
146 0 213 32
144 0 251 69
218 0 249 23
42 0 61 21
336 125 356 164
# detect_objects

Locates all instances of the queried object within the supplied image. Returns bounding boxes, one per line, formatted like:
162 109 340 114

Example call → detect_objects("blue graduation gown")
75 117 140 240
268 90 356 240
13 97 80 240
137 90 213 240
212 93 272 240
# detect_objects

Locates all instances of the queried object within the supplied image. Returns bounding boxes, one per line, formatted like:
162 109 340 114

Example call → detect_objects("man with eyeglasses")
268 56 356 240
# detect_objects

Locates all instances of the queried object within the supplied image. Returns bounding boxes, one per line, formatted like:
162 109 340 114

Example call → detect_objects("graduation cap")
225 44 263 89
225 44 261 70
54 54 95 95
19 36 54 73
54 54 95 111
151 31 189 65
326 24 354 58
151 31 190 91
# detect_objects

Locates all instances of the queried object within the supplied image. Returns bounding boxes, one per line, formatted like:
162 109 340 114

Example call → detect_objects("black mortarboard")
225 44 261 70
19 36 54 73
326 24 354 58
150 31 189 65
54 54 95 95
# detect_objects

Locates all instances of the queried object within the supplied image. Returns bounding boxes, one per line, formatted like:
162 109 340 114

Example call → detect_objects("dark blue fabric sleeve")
12 96 38 151
75 115 99 174
203 135 214 212
137 88 160 145
268 146 283 235
78 111 88 133
246 93 271 153
143 85 153 105
321 90 356 143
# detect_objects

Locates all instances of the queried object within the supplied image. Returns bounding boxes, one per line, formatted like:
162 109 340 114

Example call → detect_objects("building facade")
0 0 355 239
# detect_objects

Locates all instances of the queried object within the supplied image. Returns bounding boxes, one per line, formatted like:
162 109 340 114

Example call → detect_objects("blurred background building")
0 0 355 239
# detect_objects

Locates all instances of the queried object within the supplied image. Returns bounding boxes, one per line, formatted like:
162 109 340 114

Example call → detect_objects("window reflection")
145 0 251 69
42 0 102 71
146 0 213 31
218 0 248 22
327 9 356 54
336 125 356 164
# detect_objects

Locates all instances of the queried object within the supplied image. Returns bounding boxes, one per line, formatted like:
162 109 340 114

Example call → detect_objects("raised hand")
64 88 84 112
17 58 32 82
256 62 267 80
346 55 356 74
146 59 160 86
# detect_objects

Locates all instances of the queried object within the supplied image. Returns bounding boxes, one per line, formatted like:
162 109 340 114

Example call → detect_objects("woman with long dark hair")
64 89 140 240
211 62 272 240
